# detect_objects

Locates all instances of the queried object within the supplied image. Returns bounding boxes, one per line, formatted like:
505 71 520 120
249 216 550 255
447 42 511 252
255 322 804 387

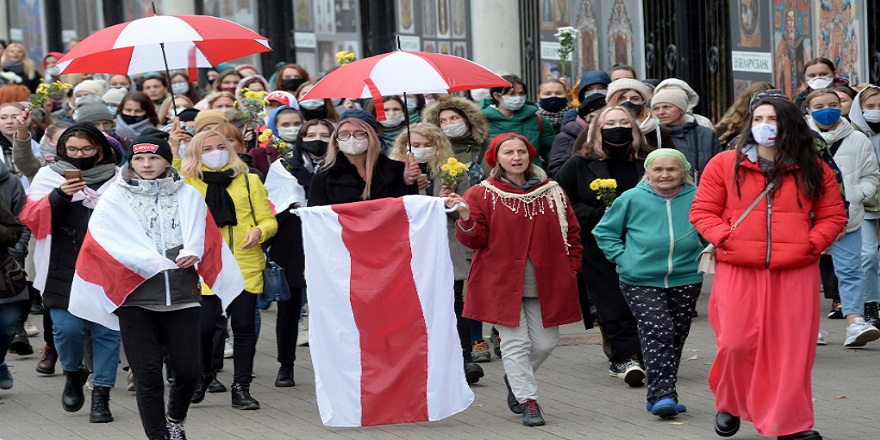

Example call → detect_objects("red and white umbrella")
56 14 271 75
301 50 509 116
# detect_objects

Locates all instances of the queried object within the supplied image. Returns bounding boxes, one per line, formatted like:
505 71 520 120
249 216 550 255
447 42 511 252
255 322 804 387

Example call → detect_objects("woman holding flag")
19 123 120 423
180 130 277 411
66 129 244 440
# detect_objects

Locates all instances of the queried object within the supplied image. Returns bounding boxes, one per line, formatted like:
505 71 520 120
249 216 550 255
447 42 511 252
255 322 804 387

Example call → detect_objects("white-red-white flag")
65 176 244 331
297 195 473 427
20 167 117 294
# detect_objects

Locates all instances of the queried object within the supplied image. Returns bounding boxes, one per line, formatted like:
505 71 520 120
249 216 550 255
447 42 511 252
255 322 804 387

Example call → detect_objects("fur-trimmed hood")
421 96 490 143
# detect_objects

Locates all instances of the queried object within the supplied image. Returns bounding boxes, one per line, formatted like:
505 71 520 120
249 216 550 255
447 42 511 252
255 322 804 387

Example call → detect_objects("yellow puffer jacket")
184 168 278 294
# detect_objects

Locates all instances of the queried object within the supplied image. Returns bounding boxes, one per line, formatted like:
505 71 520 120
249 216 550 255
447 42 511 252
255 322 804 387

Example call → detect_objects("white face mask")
500 95 526 111
338 138 369 155
178 143 187 158
751 123 777 147
171 83 189 95
863 110 880 123
277 126 300 142
807 77 833 90
299 99 325 110
221 108 238 121
441 121 468 138
202 149 230 169
379 112 405 128
411 146 433 163
470 88 490 103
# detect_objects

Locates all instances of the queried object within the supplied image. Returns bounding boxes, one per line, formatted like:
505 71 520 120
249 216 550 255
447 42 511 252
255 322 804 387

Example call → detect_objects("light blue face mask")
500 95 526 111
107 105 117 114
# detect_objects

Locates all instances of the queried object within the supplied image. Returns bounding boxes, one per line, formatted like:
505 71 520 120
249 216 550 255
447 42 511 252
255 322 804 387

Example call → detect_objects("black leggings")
200 293 257 383
117 306 201 440
275 285 304 367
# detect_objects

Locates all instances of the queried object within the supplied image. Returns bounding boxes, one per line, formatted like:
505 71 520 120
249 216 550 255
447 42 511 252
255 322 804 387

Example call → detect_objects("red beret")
484 133 537 169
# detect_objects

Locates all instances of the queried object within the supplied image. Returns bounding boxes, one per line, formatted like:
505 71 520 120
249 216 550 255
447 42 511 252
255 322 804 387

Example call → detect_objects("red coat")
690 150 846 269
457 177 583 327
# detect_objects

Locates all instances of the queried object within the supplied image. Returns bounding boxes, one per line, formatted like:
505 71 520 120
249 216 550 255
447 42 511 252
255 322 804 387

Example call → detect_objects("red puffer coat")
690 150 846 269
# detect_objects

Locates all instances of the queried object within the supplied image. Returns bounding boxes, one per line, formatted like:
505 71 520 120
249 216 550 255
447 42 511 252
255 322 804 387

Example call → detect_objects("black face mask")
301 139 328 157
64 154 99 171
619 101 644 118
300 106 329 121
282 78 306 92
601 127 633 146
868 121 880 134
120 114 148 125
538 97 568 113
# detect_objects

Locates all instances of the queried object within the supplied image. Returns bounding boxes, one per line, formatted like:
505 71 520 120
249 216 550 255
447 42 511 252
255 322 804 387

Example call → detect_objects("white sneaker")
24 320 39 337
817 330 827 345
297 318 309 346
224 338 234 358
844 318 880 347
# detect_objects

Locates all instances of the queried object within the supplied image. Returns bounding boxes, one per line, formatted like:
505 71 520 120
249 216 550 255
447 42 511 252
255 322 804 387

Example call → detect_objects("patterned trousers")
620 282 701 404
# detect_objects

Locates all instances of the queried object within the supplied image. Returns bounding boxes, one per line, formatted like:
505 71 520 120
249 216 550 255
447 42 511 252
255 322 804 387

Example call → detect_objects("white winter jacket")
807 115 880 232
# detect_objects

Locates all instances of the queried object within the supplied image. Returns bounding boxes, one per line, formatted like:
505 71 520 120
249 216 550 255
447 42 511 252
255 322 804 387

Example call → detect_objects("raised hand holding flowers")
30 80 73 110
590 178 618 208
258 128 291 157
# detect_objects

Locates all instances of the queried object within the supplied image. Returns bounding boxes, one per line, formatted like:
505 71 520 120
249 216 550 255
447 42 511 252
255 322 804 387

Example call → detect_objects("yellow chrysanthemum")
589 181 599 191
262 129 272 136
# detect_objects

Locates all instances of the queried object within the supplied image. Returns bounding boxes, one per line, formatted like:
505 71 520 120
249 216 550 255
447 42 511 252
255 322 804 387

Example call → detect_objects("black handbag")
0 254 27 300
243 175 292 309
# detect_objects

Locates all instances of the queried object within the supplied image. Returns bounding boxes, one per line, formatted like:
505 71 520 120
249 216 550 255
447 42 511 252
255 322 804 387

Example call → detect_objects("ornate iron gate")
643 0 733 123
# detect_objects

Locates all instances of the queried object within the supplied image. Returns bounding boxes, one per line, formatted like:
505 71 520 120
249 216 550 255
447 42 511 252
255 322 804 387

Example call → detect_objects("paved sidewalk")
1 281 878 439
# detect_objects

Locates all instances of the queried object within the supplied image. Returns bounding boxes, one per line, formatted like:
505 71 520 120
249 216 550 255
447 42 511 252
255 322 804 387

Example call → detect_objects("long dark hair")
114 91 160 126
733 98 825 199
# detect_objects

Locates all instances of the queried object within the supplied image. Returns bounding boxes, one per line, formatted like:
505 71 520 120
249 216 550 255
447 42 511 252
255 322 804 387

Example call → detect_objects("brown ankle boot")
36 345 58 375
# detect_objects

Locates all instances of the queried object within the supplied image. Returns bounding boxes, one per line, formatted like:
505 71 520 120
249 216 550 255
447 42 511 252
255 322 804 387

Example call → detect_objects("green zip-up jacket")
593 182 704 288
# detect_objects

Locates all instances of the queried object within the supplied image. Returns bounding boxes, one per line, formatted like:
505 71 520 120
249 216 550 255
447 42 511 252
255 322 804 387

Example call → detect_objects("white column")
160 0 196 15
470 0 521 76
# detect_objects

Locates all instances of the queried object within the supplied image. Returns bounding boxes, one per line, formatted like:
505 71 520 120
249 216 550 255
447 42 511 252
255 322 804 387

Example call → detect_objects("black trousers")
620 282 701 404
116 306 201 440
200 293 257 383
276 287 304 367
453 280 470 356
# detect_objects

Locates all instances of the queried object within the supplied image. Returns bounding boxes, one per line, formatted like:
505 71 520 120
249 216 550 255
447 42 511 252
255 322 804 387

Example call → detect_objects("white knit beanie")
651 88 689 114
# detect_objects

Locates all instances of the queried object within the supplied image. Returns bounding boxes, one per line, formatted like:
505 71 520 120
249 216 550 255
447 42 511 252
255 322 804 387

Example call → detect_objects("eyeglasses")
336 130 369 141
66 146 97 155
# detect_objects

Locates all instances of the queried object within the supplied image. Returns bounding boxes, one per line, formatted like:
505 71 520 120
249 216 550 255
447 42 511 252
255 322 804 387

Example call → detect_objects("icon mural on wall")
607 0 634 68
773 0 811 98
295 0 313 31
576 0 600 73
815 0 864 85
398 0 414 34
738 0 762 47
423 0 436 38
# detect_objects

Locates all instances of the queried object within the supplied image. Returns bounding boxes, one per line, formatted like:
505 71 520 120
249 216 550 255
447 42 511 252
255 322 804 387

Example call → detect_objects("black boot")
89 386 113 423
463 350 484 384
274 365 295 387
865 302 880 328
9 330 33 356
191 370 215 404
62 369 87 412
231 382 260 410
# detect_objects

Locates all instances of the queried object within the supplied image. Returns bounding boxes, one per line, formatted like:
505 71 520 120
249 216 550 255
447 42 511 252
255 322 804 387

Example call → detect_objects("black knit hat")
128 128 173 164
578 93 607 118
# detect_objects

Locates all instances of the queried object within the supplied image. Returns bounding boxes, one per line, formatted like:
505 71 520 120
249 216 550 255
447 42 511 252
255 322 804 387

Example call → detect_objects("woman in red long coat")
446 133 582 428
690 92 846 440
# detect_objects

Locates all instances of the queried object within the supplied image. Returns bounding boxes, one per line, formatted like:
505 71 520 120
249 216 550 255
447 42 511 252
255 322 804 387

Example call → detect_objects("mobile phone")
64 170 83 182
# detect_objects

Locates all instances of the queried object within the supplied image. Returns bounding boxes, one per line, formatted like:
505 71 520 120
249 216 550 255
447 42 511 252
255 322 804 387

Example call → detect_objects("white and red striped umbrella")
301 50 509 108
56 15 271 75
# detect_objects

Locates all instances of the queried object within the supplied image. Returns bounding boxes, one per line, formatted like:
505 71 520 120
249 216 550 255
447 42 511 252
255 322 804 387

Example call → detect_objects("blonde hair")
157 95 194 125
1 43 36 79
389 123 453 177
179 130 250 180
207 91 236 108
324 118 381 200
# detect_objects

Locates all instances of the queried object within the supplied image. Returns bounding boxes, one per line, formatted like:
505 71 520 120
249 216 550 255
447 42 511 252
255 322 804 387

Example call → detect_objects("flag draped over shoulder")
264 159 305 213
297 195 473 427
66 176 244 331
20 167 117 293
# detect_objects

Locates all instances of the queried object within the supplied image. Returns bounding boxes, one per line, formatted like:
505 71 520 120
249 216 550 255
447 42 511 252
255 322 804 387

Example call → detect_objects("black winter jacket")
308 154 417 207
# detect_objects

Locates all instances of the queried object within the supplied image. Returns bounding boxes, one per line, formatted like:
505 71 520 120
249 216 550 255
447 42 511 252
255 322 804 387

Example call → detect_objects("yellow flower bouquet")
30 81 73 110
440 157 469 190
258 128 291 157
336 50 356 66
236 87 268 129
590 178 618 208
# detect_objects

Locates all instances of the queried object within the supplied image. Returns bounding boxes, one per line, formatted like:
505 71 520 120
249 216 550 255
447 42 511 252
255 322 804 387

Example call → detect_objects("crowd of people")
0 34 876 440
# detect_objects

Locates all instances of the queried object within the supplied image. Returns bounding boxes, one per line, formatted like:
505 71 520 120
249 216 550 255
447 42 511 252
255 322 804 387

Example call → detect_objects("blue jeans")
50 307 120 388
831 228 866 316
860 219 880 303
0 302 22 365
